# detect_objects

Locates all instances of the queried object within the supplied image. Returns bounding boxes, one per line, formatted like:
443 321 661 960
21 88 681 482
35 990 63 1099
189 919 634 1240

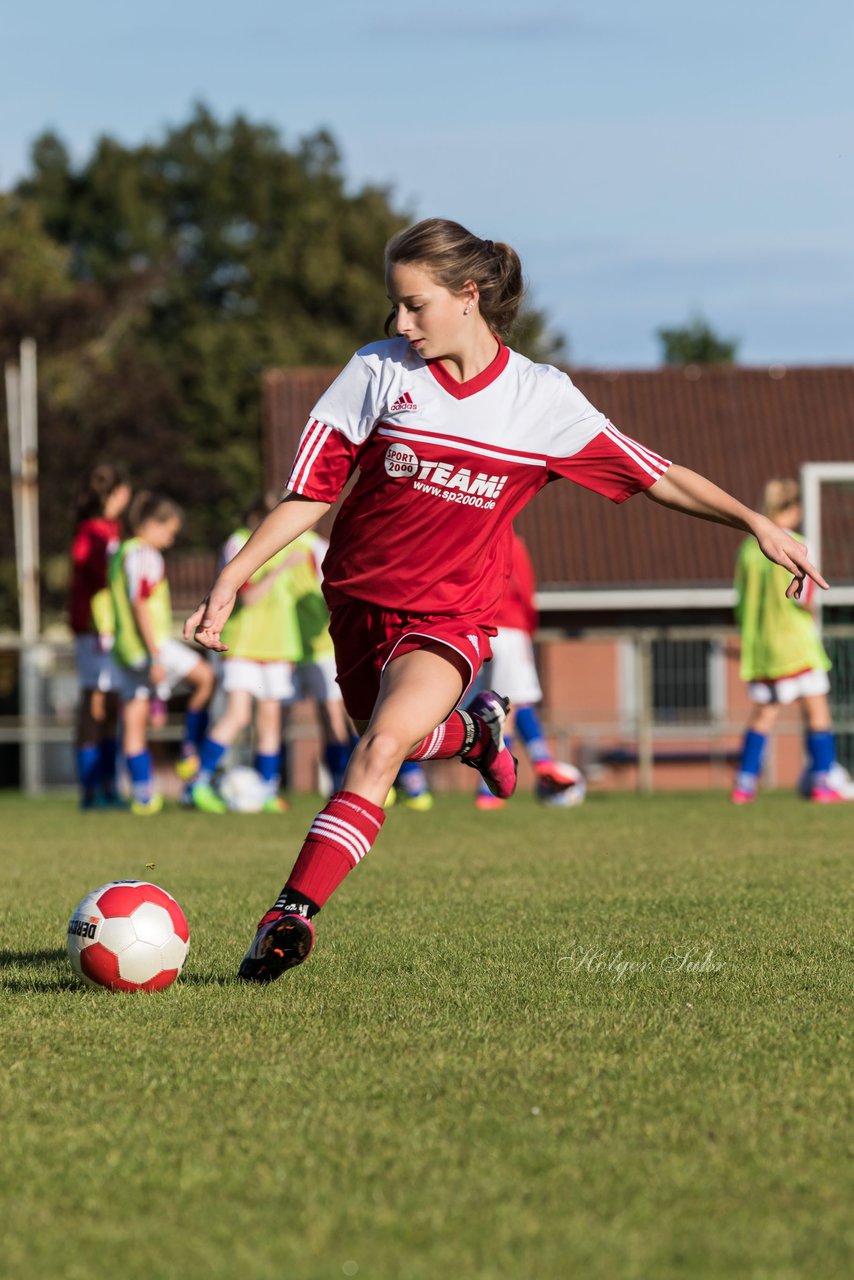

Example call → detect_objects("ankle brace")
458 710 478 757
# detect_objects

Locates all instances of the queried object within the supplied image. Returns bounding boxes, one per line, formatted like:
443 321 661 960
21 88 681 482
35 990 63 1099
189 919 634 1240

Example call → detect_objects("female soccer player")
279 529 354 795
185 218 826 983
189 495 302 814
112 492 215 814
732 478 846 803
69 463 131 808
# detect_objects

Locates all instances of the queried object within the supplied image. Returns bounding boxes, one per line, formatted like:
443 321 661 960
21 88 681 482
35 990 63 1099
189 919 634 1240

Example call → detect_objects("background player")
68 462 131 809
186 217 826 983
470 528 579 811
732 478 846 803
189 495 302 813
280 529 353 795
111 492 215 814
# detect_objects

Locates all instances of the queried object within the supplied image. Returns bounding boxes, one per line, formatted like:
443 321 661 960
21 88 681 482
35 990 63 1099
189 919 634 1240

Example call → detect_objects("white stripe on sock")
310 815 370 864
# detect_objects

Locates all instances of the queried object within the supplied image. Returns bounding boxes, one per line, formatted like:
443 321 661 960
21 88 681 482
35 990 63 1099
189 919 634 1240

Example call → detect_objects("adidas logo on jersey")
389 392 418 413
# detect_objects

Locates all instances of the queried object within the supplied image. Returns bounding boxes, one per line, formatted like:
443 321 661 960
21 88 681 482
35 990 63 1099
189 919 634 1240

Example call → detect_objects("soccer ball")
537 762 586 807
218 766 269 813
796 761 854 799
67 880 189 992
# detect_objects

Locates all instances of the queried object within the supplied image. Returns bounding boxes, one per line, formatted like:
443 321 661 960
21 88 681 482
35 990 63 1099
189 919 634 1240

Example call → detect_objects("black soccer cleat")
237 911 316 984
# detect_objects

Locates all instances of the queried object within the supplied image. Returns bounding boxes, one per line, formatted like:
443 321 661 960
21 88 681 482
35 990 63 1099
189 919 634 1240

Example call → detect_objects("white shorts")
748 667 830 705
117 638 202 701
74 634 121 693
482 627 543 706
286 655 342 704
221 658 296 701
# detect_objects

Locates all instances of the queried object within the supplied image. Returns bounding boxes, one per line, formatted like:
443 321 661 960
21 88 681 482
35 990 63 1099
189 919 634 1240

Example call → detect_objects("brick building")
175 363 854 794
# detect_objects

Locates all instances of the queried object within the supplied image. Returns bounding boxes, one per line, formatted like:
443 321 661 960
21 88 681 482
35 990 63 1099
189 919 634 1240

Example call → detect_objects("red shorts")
327 594 494 723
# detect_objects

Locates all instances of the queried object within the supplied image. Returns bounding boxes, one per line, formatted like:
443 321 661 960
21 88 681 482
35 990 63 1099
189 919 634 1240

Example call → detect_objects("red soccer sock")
407 709 490 762
285 790 385 908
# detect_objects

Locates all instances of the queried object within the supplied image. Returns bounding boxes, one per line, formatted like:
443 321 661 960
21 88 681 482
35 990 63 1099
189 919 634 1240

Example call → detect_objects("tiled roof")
262 364 854 590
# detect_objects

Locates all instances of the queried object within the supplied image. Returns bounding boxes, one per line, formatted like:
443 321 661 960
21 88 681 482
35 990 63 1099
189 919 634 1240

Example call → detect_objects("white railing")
1 623 853 795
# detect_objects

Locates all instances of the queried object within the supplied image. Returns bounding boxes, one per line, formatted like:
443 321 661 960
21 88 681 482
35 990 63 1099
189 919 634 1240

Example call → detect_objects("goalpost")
801 461 854 618
801 461 854 773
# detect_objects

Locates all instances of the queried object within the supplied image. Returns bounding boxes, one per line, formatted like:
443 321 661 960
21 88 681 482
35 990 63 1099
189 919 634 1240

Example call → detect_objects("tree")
4 105 567 624
657 315 738 365
12 107 414 572
0 193 184 625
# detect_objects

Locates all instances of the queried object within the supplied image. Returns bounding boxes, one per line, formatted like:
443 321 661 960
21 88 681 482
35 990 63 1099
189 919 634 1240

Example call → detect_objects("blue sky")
1 0 851 367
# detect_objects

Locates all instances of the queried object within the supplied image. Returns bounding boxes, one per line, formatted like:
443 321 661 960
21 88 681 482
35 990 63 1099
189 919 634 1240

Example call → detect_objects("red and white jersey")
123 542 166 603
68 516 122 634
287 337 670 627
496 533 539 634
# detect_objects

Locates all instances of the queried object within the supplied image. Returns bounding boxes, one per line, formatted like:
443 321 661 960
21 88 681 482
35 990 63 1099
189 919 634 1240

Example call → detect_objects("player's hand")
149 660 167 687
754 519 829 599
184 586 236 651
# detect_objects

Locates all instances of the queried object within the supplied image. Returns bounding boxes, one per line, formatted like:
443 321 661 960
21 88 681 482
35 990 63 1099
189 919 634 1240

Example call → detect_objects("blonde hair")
761 478 800 519
385 218 524 338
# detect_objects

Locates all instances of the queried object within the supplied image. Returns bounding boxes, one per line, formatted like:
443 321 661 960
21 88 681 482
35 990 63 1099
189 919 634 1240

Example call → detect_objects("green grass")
1 791 851 1280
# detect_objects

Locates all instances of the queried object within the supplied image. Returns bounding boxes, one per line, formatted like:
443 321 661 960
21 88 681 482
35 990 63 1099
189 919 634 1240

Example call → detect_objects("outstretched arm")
184 494 330 650
645 465 828 599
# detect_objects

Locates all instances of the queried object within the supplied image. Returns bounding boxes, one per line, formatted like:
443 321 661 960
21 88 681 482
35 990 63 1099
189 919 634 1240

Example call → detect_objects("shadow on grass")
178 969 236 988
0 950 236 992
0 947 79 992
0 947 67 967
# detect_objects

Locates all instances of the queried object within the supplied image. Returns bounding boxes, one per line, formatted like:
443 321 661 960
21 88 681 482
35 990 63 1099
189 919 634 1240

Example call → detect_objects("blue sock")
325 741 352 792
97 738 119 798
76 744 100 804
254 752 281 795
807 731 836 788
736 730 766 792
126 751 153 804
184 709 209 756
514 706 551 764
196 736 228 785
397 759 429 798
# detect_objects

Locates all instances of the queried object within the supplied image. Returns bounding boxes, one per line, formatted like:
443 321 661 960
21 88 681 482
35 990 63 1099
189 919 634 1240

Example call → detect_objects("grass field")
1 790 851 1280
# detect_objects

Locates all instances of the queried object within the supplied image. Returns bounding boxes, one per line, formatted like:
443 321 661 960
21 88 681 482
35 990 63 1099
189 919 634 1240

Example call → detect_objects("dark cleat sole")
237 915 315 984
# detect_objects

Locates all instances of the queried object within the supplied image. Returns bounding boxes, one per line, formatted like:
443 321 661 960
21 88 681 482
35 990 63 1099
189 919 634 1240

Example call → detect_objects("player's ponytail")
385 218 525 339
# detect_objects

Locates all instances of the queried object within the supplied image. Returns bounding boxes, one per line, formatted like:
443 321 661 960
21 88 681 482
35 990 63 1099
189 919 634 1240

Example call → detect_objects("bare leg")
747 702 780 735
123 697 150 759
345 647 465 808
801 692 832 732
209 689 254 747
185 658 216 711
255 698 282 756
316 697 352 745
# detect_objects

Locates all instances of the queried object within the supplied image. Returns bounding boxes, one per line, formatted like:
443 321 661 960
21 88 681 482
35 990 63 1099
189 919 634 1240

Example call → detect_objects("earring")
464 304 472 315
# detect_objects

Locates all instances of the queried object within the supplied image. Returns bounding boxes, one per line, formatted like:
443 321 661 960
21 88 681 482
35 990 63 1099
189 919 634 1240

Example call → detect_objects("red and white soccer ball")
67 880 189 992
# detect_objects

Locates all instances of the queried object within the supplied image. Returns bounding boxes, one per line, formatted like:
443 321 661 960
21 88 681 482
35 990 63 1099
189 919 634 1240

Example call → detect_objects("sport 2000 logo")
384 443 507 511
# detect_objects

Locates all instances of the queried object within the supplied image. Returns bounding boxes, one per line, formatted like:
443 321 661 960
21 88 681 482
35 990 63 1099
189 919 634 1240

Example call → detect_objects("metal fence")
597 623 854 791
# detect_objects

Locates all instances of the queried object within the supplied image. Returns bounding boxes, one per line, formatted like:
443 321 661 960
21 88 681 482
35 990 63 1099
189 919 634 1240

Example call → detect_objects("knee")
356 728 406 778
197 663 216 697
